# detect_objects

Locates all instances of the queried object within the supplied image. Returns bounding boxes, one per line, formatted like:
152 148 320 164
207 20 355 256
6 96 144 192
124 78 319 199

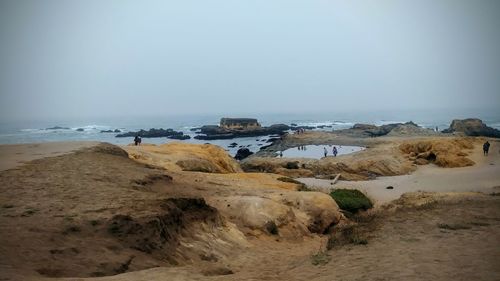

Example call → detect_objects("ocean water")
280 145 365 159
1 110 499 156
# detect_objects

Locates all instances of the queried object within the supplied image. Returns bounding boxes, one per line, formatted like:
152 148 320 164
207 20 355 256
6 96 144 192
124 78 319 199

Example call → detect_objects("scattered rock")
234 148 253 161
386 186 394 190
284 161 300 169
76 128 84 132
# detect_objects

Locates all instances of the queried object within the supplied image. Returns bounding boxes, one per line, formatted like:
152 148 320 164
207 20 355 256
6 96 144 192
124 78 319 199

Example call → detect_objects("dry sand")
0 139 499 281
0 141 99 171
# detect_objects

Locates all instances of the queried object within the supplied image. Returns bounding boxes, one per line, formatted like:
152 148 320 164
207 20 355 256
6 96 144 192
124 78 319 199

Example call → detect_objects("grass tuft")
329 189 373 213
311 251 331 266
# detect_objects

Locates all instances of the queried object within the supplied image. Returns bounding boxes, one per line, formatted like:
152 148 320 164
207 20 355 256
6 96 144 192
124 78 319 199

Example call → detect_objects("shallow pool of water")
278 145 365 159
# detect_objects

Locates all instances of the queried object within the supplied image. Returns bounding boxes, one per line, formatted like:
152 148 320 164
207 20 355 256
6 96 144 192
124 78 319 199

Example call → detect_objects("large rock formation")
195 123 290 140
399 138 475 168
126 142 243 173
442 118 500 138
351 121 435 137
116 128 190 140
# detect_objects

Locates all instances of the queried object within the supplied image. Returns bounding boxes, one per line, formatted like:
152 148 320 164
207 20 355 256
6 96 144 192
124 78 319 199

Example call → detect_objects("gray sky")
1 0 499 121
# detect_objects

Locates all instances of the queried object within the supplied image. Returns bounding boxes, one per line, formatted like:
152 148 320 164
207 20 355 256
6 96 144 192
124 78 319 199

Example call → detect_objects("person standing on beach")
333 146 338 157
324 147 327 157
483 141 490 156
134 135 140 146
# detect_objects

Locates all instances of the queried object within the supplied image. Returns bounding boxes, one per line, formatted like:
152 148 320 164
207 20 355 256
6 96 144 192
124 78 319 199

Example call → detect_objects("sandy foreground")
0 139 499 281
0 141 99 171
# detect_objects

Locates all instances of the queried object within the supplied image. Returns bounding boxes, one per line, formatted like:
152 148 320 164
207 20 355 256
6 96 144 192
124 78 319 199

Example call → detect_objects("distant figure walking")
483 141 490 156
333 146 338 157
324 147 327 157
134 135 142 146
279 151 283 158
435 126 439 132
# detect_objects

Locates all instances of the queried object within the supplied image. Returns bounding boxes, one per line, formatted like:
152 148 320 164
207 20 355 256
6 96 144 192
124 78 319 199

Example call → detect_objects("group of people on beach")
297 145 307 150
295 128 306 134
323 146 338 157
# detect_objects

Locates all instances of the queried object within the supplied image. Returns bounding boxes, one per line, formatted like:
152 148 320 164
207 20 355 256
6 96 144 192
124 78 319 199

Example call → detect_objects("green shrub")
329 189 373 213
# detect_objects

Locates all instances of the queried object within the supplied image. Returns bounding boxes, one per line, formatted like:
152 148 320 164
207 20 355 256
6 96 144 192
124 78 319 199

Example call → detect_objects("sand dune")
0 138 499 281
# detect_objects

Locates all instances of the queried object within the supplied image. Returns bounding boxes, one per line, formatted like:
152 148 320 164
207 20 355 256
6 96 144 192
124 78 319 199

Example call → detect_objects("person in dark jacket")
483 141 490 156
134 135 141 146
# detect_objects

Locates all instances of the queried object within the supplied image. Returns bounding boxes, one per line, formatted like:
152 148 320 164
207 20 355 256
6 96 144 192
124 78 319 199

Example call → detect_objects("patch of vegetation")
90 220 100 226
329 189 373 213
327 211 379 250
437 223 471 230
311 251 331 266
2 204 14 209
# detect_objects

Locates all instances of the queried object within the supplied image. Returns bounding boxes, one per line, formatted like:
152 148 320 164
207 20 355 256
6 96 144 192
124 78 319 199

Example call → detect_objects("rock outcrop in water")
442 118 500 138
100 129 121 133
116 128 190 140
194 122 290 140
350 121 435 137
45 126 70 130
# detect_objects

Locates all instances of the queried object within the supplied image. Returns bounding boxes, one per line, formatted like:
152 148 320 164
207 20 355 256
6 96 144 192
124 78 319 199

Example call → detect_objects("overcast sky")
1 0 499 121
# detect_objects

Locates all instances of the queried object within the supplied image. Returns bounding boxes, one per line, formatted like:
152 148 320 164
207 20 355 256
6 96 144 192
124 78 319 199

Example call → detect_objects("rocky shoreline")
251 118 500 159
116 128 191 140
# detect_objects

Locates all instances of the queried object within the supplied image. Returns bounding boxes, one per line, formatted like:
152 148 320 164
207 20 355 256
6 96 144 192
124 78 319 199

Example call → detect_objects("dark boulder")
76 128 84 132
234 148 253 160
284 161 300 169
442 118 500 138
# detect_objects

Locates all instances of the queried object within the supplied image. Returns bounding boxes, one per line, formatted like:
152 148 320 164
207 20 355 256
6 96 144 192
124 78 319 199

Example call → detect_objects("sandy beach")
298 139 500 203
0 136 499 281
